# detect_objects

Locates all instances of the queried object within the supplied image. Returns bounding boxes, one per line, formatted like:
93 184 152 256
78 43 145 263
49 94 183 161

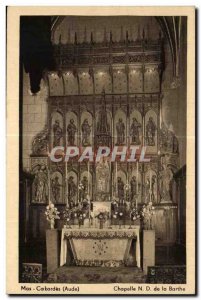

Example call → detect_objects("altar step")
45 266 146 283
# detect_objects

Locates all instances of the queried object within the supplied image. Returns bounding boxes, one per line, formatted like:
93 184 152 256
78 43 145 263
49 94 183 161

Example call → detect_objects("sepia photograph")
6 6 195 295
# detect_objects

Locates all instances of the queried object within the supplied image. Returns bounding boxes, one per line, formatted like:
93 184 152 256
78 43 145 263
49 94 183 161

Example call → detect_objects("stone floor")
45 266 146 283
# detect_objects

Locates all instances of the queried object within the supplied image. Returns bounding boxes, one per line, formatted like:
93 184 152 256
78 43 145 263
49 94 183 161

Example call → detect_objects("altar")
60 226 141 268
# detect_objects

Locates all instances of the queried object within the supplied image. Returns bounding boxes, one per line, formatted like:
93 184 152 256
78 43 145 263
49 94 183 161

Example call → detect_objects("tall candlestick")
116 162 118 196
88 161 90 195
47 145 51 204
149 169 152 202
136 161 139 208
66 160 68 205
136 161 139 194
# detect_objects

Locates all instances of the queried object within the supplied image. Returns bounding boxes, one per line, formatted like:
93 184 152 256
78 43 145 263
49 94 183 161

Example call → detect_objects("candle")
88 161 90 194
116 162 118 196
136 161 138 208
149 168 152 202
66 160 68 205
47 145 51 204
136 161 139 194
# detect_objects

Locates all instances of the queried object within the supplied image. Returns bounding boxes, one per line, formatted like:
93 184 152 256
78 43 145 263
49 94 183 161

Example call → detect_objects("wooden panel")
143 230 155 274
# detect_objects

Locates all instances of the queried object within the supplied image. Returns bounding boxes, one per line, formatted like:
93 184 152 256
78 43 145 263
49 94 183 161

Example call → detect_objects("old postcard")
7 6 195 295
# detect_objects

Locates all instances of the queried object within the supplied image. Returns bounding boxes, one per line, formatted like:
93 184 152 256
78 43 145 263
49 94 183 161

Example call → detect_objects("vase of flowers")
63 206 72 228
45 202 60 230
129 207 140 228
95 211 108 229
78 211 86 228
141 201 155 230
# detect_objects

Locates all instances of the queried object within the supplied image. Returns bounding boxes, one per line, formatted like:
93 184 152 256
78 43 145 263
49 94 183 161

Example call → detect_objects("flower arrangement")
63 206 72 228
141 201 155 230
45 202 60 229
130 207 141 221
95 210 109 229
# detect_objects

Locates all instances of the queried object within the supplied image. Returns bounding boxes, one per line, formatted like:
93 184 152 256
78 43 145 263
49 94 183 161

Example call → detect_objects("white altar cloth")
60 226 141 268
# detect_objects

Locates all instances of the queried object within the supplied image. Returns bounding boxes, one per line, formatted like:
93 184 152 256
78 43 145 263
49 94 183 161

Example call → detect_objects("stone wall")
22 69 48 171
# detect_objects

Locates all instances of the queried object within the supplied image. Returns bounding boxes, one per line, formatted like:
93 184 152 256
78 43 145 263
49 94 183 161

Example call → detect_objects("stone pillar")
143 230 155 275
46 229 59 273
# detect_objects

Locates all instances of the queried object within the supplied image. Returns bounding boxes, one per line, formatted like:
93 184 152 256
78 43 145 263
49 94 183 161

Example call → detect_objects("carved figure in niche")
146 117 156 146
96 158 110 194
151 175 157 203
32 126 48 155
159 161 174 203
53 120 63 147
51 176 62 203
116 118 125 145
80 176 89 200
160 122 179 154
81 119 91 146
130 118 141 144
130 176 137 200
67 119 77 145
68 176 77 203
117 177 124 201
33 165 48 203
144 178 151 203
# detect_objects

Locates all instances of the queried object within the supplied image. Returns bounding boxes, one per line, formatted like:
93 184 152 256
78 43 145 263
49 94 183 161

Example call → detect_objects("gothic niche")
116 170 126 203
145 110 157 151
160 122 179 154
32 164 48 204
158 156 174 204
32 125 48 155
95 93 112 147
80 170 92 201
66 111 78 146
81 111 93 146
51 171 63 204
95 157 110 200
67 170 78 208
51 111 64 148
114 109 126 146
129 110 142 146
130 168 142 203
144 169 158 204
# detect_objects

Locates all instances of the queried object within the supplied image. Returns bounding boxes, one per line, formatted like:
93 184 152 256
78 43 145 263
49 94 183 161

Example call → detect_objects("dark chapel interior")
19 15 187 283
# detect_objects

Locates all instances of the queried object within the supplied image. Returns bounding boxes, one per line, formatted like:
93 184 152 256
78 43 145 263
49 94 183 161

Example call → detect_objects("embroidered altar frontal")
61 228 140 267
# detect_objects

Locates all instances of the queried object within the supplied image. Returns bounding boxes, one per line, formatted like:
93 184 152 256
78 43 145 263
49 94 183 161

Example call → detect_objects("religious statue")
33 165 48 203
144 177 151 203
68 176 77 203
81 119 91 146
130 118 141 145
96 157 110 194
151 175 157 203
32 125 48 155
116 118 125 145
67 119 77 145
53 120 63 147
51 176 62 203
160 122 179 154
146 117 156 146
159 161 174 203
130 176 137 200
80 176 89 200
117 177 124 201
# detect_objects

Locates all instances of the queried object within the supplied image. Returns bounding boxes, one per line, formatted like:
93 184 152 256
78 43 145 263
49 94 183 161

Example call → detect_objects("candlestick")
149 168 152 202
66 160 68 205
136 161 139 194
136 161 139 208
87 161 90 195
47 145 51 204
116 161 118 196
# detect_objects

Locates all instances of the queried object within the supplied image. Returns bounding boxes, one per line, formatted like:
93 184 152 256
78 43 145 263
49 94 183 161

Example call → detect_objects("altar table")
60 226 141 268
